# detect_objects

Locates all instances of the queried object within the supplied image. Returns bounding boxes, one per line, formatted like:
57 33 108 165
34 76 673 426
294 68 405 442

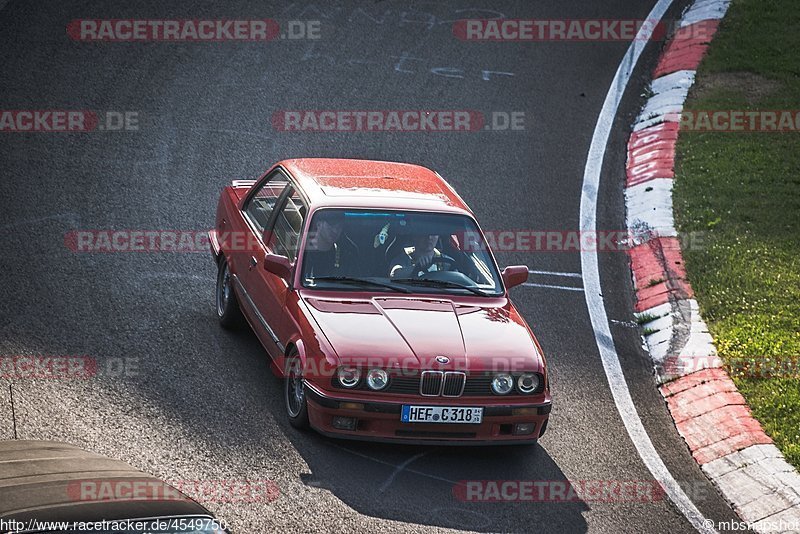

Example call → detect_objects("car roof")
277 158 473 214
0 440 210 524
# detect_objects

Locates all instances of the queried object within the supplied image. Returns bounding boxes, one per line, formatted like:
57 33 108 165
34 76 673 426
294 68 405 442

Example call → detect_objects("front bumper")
304 382 551 445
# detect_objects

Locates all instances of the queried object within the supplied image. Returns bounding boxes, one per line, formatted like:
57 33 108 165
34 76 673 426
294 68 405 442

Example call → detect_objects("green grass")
673 0 800 468
645 277 666 288
636 313 663 325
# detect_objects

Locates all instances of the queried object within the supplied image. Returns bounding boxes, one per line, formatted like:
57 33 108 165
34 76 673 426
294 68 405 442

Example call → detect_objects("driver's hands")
412 251 435 273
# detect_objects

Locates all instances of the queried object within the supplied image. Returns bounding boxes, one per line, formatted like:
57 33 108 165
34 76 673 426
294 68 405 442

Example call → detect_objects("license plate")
401 405 483 424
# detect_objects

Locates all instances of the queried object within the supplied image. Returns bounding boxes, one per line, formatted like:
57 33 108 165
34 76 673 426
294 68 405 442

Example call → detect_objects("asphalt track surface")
0 1 743 532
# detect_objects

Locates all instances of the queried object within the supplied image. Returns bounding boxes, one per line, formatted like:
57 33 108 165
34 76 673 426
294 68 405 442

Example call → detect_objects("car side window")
242 170 290 234
269 188 307 261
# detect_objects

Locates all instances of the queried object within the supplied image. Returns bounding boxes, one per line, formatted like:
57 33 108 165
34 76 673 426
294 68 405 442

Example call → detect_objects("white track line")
528 270 583 278
522 282 584 292
578 0 716 532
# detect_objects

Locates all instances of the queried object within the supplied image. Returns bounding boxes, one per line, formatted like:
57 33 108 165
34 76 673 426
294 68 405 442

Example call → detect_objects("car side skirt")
231 274 286 354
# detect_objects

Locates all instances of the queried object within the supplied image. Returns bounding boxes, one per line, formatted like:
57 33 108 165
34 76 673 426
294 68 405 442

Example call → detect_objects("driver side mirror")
264 253 292 281
501 265 529 290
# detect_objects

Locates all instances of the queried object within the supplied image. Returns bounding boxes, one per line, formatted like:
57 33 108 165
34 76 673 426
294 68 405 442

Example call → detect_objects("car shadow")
163 299 589 533
2 249 589 533
276 380 590 533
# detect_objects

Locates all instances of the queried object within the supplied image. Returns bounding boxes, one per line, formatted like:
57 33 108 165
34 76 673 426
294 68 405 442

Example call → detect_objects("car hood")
301 294 543 373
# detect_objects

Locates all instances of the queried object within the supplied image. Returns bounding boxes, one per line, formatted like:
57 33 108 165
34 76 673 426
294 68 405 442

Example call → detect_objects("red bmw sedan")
209 159 551 444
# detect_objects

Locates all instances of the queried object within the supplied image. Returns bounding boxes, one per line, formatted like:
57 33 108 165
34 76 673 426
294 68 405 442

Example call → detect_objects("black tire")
284 354 309 429
216 256 244 329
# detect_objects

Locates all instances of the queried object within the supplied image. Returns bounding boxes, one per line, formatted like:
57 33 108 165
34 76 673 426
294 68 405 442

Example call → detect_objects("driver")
388 232 451 278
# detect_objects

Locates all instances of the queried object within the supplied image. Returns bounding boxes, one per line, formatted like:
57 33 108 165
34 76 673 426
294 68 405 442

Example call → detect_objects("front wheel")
284 355 309 428
216 256 243 329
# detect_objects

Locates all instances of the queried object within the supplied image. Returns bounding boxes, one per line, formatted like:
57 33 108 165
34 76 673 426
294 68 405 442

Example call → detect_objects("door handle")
249 256 258 269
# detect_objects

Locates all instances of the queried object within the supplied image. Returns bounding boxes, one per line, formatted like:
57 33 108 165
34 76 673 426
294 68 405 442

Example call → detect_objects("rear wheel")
216 256 243 329
284 354 309 428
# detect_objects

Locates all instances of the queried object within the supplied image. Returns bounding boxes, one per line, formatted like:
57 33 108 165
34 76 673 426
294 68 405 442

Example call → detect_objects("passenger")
302 211 357 279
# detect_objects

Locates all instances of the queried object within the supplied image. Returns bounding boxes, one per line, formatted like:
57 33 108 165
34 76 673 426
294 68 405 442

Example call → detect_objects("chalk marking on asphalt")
378 451 430 493
529 270 583 278
522 282 584 292
330 444 458 486
578 0 717 532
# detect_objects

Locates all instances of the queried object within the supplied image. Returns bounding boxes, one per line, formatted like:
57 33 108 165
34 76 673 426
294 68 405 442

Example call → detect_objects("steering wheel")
411 253 457 276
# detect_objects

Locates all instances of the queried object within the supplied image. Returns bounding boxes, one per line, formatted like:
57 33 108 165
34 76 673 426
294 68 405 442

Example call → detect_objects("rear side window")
268 188 307 261
242 170 290 235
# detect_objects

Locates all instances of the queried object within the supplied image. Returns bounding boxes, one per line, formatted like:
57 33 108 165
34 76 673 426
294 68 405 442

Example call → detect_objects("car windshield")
299 209 503 295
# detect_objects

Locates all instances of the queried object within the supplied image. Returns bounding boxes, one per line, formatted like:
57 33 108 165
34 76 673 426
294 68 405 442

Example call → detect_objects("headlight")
517 373 540 394
337 367 361 388
491 373 514 395
366 368 389 390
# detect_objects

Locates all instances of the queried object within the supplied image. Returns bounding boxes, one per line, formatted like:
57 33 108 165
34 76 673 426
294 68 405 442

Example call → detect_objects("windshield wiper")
309 276 411 293
391 278 488 296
